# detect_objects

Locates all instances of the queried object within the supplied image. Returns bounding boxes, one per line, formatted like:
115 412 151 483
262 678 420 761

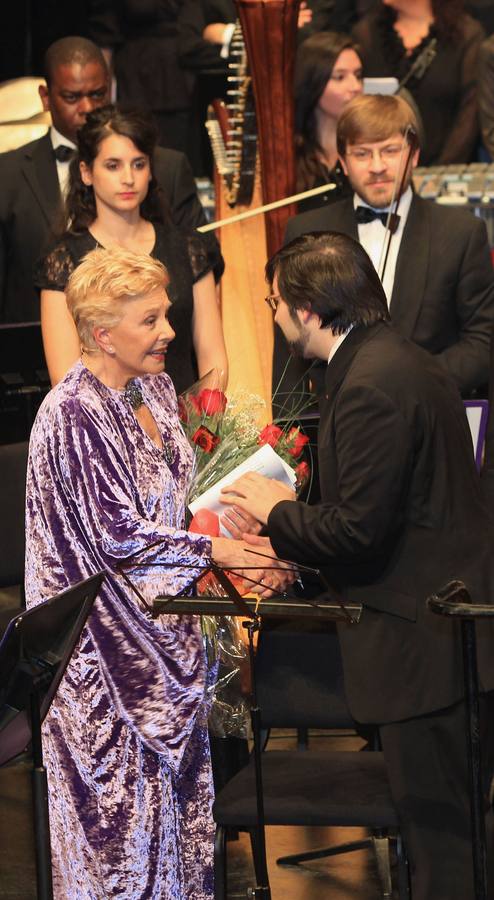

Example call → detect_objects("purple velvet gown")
25 361 215 899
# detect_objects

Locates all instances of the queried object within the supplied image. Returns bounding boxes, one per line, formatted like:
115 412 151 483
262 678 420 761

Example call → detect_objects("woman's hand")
220 472 296 525
210 535 296 597
203 23 230 45
298 1 312 28
241 533 297 594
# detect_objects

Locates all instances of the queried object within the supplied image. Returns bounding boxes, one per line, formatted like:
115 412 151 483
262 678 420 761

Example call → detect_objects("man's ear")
298 307 313 325
38 84 50 113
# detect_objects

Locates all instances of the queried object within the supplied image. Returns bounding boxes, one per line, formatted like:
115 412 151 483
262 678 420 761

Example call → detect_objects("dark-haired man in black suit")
276 93 494 401
223 231 494 900
0 35 222 324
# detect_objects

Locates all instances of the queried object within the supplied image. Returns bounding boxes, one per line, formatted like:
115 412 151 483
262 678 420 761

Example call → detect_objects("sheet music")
189 444 296 535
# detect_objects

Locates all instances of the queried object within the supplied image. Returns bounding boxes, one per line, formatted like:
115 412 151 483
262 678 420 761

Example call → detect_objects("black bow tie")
53 144 75 163
355 205 400 235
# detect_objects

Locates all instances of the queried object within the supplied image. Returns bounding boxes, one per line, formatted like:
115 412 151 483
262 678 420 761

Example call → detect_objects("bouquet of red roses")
179 376 311 514
178 375 311 737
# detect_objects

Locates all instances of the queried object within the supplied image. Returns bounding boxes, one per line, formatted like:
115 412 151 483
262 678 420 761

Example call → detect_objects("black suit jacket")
268 324 494 723
0 134 221 323
282 194 494 396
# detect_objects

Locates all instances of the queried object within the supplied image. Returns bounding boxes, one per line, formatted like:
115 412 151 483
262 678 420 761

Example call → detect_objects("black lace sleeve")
186 231 215 284
35 241 77 292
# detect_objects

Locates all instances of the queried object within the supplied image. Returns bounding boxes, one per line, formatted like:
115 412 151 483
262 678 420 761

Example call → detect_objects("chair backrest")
255 624 356 730
0 442 28 587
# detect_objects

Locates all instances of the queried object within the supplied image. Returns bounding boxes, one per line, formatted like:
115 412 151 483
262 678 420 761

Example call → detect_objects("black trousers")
379 694 494 900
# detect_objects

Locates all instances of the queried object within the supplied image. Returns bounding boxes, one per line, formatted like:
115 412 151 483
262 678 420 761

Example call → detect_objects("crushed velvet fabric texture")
25 362 215 899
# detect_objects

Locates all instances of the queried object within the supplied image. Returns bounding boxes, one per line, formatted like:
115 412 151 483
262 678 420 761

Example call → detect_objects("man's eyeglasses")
265 294 280 311
346 144 404 163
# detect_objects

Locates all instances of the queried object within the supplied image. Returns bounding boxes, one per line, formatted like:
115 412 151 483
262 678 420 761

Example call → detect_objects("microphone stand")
212 567 271 900
378 126 417 289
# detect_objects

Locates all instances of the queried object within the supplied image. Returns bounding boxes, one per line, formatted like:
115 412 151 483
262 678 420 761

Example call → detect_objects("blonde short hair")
337 94 420 157
65 247 169 351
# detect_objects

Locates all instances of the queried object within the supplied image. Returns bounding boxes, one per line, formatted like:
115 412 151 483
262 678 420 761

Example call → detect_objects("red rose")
192 426 220 453
258 423 283 448
197 389 227 416
287 426 310 458
295 461 310 485
189 508 220 537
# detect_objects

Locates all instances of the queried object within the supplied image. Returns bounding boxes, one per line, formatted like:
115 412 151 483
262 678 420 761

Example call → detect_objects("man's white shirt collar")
327 326 353 365
50 126 77 153
353 186 413 307
352 185 413 222
50 126 77 196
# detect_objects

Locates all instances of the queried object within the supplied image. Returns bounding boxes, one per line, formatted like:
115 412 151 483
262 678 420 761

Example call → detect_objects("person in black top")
353 0 485 165
36 105 228 395
295 31 363 213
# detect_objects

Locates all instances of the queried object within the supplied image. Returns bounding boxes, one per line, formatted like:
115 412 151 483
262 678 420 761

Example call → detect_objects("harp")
206 0 300 418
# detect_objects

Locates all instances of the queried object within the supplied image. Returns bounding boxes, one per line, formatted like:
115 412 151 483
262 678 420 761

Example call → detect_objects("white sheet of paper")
189 443 296 536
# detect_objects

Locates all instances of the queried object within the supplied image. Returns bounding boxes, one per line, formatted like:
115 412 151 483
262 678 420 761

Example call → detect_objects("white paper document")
189 443 296 536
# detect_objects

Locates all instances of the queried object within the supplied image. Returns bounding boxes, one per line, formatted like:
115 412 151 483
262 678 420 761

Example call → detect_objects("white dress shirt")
354 186 413 307
50 126 77 197
327 326 353 365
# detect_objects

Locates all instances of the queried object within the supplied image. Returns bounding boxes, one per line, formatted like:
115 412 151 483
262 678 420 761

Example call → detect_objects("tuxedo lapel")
389 195 430 337
21 133 61 226
330 198 359 240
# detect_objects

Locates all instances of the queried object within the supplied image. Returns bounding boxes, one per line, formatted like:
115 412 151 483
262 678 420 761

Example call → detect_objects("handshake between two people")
210 471 297 598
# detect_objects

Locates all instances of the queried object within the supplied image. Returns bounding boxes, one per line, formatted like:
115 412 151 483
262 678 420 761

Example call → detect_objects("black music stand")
0 572 105 900
152 566 361 900
428 580 494 900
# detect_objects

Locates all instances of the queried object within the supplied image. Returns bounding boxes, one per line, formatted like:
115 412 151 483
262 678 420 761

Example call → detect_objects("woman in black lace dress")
38 105 228 394
353 0 484 165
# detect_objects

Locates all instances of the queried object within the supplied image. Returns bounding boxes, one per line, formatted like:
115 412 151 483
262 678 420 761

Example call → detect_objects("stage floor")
0 732 398 899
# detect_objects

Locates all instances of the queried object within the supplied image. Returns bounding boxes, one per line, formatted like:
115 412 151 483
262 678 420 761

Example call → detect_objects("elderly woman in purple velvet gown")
24 247 276 899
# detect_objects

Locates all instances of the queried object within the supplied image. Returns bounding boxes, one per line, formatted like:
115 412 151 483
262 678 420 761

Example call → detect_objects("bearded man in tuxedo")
225 231 494 900
275 93 494 403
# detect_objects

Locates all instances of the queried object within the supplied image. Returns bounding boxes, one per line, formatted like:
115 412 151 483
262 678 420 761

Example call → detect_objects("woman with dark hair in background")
294 31 363 213
38 104 228 394
353 0 485 165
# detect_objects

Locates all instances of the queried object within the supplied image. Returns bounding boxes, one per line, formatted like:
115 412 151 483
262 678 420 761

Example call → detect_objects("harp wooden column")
217 0 299 419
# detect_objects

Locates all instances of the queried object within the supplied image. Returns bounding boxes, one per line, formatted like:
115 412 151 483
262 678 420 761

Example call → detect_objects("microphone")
405 125 418 148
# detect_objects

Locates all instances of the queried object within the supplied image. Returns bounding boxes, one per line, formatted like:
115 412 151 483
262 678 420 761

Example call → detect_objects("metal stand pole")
461 619 488 900
30 686 54 900
244 619 271 899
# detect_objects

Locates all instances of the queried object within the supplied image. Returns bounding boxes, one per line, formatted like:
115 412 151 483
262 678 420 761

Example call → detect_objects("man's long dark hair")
64 104 171 233
266 232 390 334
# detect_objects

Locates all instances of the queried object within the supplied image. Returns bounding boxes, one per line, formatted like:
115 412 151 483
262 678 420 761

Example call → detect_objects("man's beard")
287 333 309 359
361 170 412 210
